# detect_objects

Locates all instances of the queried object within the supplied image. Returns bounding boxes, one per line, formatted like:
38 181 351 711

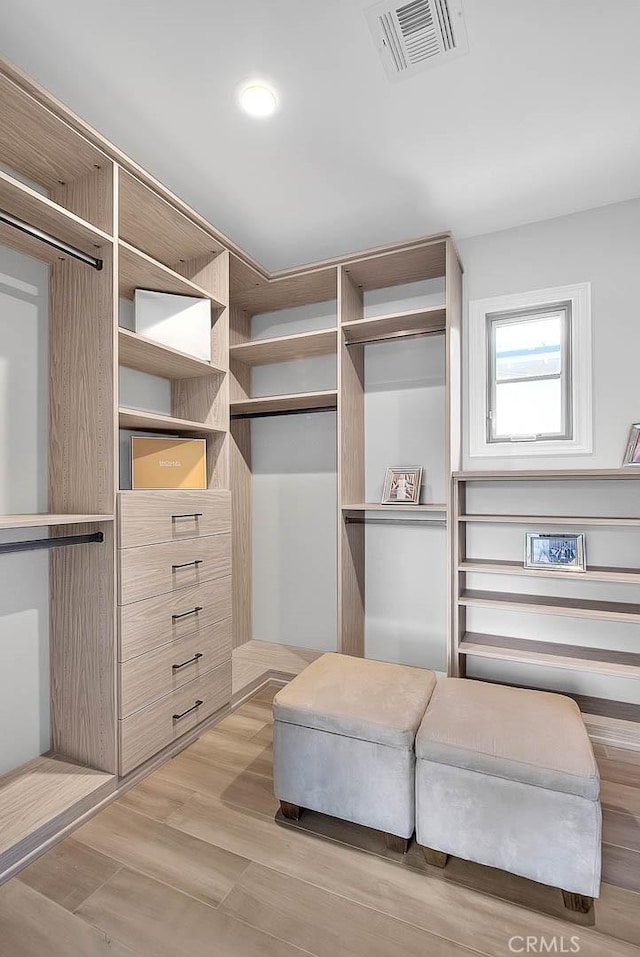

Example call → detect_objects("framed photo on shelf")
381 467 423 505
524 532 586 572
623 423 640 467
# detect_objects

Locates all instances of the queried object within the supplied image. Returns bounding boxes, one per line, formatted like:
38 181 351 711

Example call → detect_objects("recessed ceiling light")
240 82 278 118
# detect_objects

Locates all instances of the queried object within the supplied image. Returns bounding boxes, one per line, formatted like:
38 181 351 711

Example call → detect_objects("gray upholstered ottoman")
273 653 436 851
415 678 601 912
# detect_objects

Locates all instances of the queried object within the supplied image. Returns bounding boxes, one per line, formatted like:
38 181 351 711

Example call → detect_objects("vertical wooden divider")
446 240 464 676
229 305 252 648
337 267 365 656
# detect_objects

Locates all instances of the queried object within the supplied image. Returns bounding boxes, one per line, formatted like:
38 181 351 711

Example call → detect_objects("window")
468 283 592 458
487 303 571 443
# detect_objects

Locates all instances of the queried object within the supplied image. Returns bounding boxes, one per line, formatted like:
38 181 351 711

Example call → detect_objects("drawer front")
119 577 232 661
119 661 231 776
120 618 232 718
118 533 231 605
118 490 231 549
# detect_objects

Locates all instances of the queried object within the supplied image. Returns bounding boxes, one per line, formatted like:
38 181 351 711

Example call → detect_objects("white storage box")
134 289 211 362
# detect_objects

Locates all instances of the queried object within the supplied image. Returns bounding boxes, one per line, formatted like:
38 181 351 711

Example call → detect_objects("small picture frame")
623 424 640 467
524 533 586 572
381 467 423 505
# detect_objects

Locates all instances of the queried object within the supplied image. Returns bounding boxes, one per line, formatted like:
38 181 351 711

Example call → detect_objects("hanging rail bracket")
0 531 104 556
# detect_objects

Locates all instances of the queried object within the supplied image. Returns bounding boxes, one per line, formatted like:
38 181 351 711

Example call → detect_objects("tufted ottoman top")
274 653 436 749
417 678 600 800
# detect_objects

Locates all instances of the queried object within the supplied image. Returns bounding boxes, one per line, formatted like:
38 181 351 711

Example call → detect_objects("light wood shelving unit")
118 407 226 434
229 328 337 365
452 472 640 738
118 328 226 380
230 390 338 417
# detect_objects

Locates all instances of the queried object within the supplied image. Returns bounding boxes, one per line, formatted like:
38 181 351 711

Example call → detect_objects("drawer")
119 661 231 776
118 490 231 549
119 577 232 661
120 618 232 717
118 533 231 605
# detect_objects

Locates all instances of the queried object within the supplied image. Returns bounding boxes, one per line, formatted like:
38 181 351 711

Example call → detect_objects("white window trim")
468 282 592 458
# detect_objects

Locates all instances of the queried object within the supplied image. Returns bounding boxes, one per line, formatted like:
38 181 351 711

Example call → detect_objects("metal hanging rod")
231 406 336 421
344 517 446 528
345 328 445 347
0 208 103 271
0 531 104 556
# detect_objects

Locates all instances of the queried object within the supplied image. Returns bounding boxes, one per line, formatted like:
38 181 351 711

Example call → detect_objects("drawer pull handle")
172 653 203 671
171 513 203 520
172 606 203 621
172 560 203 570
173 700 203 722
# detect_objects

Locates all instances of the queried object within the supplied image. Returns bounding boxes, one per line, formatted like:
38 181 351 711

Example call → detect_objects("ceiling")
1 0 639 271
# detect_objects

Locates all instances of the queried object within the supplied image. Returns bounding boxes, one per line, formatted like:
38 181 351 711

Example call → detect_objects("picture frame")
622 423 640 467
381 467 423 505
524 532 586 572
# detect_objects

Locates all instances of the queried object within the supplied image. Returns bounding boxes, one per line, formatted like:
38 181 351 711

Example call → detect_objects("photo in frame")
623 423 640 467
381 467 423 505
524 532 586 572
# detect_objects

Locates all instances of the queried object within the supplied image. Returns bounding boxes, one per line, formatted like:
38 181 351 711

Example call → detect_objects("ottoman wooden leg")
280 801 302 821
423 847 449 868
562 890 593 914
384 833 409 854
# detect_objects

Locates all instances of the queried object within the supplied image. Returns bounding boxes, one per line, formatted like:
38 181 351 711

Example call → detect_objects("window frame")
486 302 573 444
467 283 592 459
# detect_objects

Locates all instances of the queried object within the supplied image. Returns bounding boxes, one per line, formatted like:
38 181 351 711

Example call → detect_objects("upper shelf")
344 238 447 290
118 328 225 380
455 470 640 481
0 168 112 266
118 241 225 306
0 513 114 530
458 514 640 527
342 503 447 512
230 328 337 366
119 408 225 435
459 589 640 623
460 558 640 584
342 306 446 344
119 169 225 269
231 391 338 418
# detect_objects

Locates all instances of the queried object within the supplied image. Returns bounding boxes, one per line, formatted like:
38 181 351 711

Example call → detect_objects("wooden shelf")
231 391 338 417
118 328 225 380
0 514 114 530
345 240 447 289
118 240 224 306
459 632 640 679
342 306 446 344
455 470 640 481
230 328 337 366
230 260 337 315
118 408 224 434
0 756 114 870
460 589 640 623
460 559 640 584
459 514 640 527
343 503 447 512
0 168 112 265
119 170 225 268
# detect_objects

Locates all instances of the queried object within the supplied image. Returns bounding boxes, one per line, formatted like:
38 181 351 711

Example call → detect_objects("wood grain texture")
172 371 227 430
230 390 338 417
0 758 114 874
341 307 445 343
460 633 640 678
338 269 365 656
118 239 223 303
51 164 115 235
0 513 114 529
118 532 231 605
460 558 640 583
17 837 120 912
119 168 224 266
50 521 117 773
345 239 446 290
120 617 232 717
231 419 252 648
230 328 338 365
119 661 231 774
118 489 231 548
231 266 337 315
118 407 224 435
460 589 640 622
119 577 232 661
456 469 640 481
118 327 225 379
459 514 640 526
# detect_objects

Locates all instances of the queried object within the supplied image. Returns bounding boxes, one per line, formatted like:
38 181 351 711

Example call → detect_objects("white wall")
458 199 640 702
0 245 50 774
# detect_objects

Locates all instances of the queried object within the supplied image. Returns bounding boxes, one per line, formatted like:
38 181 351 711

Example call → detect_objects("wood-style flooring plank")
184 727 274 779
73 802 249 907
221 861 481 957
16 837 121 912
166 794 639 957
116 775 197 823
204 709 270 741
76 866 314 957
0 880 136 957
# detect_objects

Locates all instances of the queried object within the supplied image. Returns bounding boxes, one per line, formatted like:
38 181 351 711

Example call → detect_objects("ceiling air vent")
365 0 468 81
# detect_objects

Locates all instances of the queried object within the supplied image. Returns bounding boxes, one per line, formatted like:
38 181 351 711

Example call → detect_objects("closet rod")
0 531 104 556
344 517 446 528
345 328 445 347
231 406 335 421
0 209 103 271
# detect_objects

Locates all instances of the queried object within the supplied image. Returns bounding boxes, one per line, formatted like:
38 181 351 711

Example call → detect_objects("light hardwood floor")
2 682 640 957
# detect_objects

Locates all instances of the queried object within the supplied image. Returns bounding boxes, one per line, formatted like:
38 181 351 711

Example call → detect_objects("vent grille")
366 0 468 80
